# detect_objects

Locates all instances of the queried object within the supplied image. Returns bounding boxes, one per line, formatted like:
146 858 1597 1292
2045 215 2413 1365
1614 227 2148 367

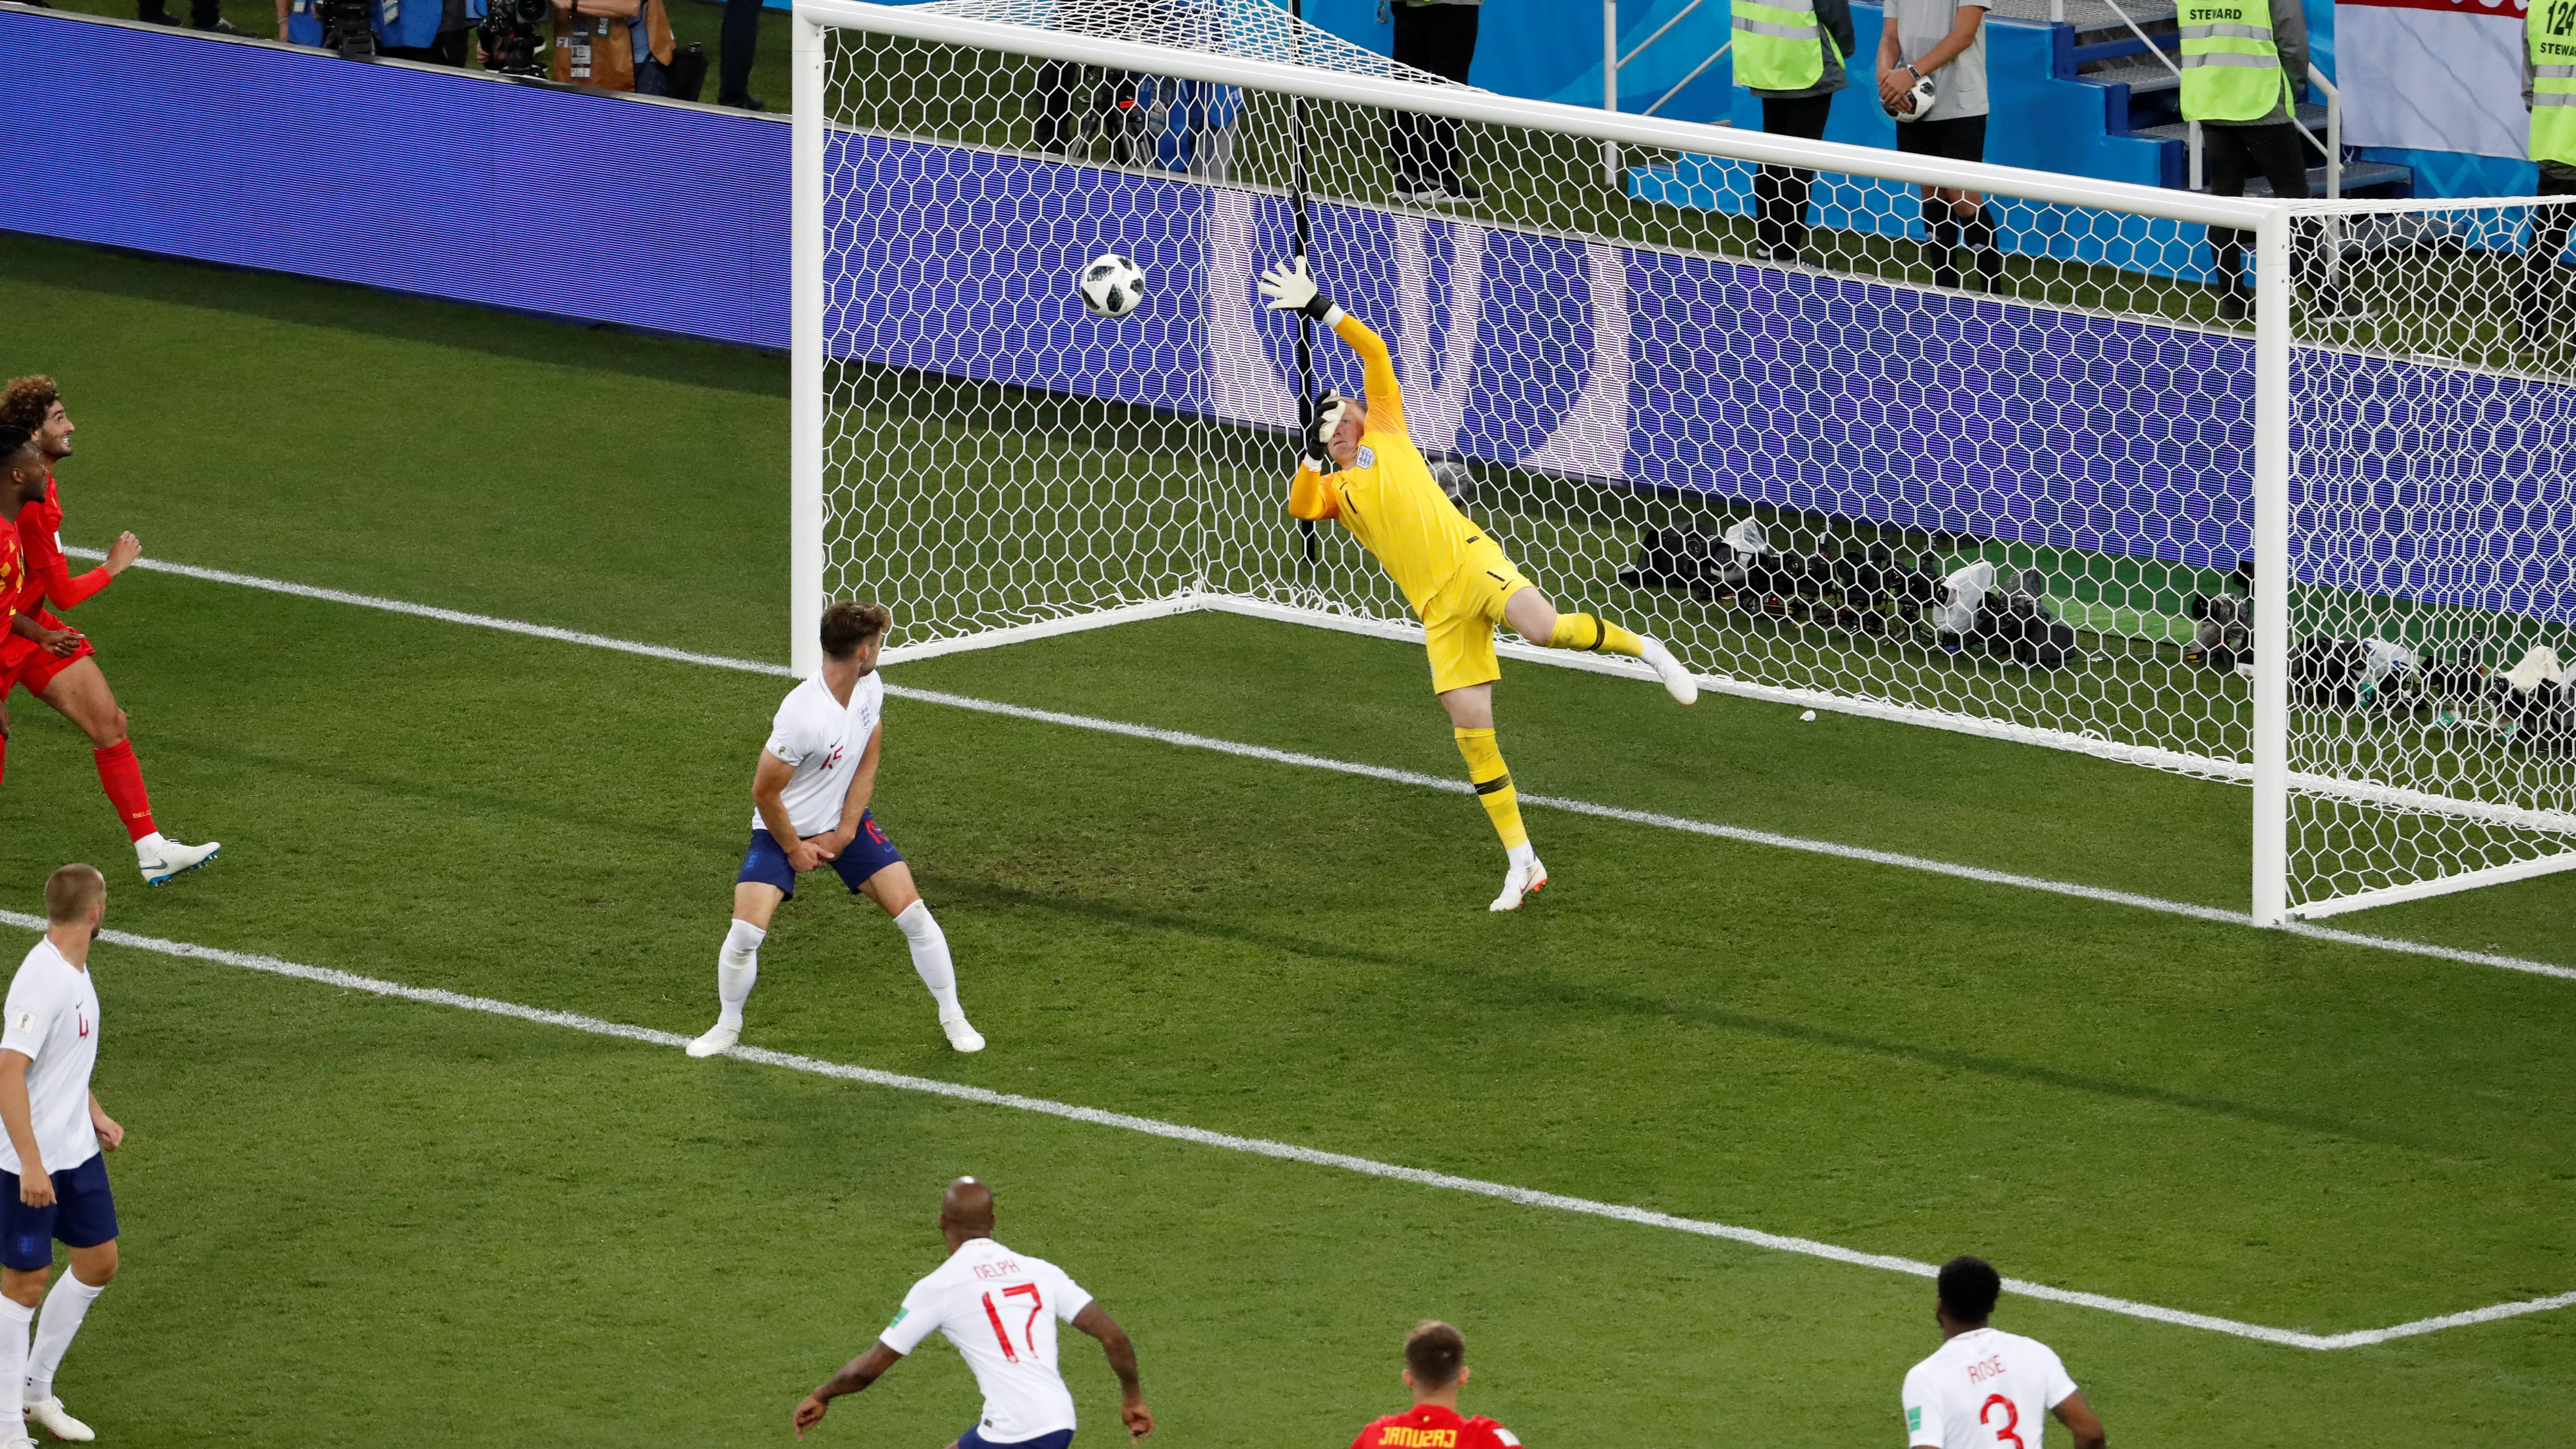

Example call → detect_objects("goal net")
794 0 2576 924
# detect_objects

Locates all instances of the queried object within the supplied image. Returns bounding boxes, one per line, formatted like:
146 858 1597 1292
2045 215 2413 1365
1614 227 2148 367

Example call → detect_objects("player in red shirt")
0 408 217 885
1349 1321 1523 1449
0 431 89 792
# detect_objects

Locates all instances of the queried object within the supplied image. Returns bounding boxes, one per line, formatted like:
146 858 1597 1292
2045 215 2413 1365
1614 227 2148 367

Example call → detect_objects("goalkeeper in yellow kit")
1259 257 1699 912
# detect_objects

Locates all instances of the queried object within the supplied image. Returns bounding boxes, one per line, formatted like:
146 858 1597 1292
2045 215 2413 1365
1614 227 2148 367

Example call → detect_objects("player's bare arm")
89 1094 121 1152
791 1340 903 1438
750 749 830 870
0 1053 50 1208
2052 1389 2106 1449
1071 1299 1154 1439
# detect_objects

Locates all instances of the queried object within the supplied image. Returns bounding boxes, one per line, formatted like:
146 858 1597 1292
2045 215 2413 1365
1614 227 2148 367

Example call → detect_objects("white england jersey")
1901 1327 2077 1449
753 671 885 839
877 1236 1095 1443
0 939 101 1178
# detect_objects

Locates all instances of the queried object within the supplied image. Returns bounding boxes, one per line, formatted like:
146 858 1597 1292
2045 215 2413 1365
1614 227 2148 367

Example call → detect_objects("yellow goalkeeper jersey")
1288 313 1491 615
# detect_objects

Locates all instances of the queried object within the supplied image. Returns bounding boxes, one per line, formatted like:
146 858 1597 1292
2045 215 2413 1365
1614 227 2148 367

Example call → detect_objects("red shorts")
0 632 93 699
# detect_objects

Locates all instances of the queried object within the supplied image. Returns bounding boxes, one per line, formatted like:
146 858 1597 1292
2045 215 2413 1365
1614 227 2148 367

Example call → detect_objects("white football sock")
1507 841 1536 870
716 919 765 1030
0 1296 32 1437
24 1272 103 1402
892 901 964 1020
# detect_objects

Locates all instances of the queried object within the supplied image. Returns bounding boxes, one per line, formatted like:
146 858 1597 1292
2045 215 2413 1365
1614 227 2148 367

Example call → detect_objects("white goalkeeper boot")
1489 856 1549 912
137 833 220 886
1637 636 1700 706
24 1394 94 1441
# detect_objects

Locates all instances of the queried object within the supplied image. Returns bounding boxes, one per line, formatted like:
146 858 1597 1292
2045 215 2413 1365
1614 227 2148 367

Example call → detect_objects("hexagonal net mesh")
805 0 2576 918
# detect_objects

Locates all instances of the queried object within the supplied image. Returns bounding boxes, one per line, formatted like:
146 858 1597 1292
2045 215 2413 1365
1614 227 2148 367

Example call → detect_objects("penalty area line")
3 910 2563 1350
76 550 2576 983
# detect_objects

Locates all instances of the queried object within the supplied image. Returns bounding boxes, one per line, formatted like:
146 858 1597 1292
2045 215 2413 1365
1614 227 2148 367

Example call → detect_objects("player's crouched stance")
1351 1321 1521 1449
0 866 128 1447
685 602 983 1059
1257 258 1697 911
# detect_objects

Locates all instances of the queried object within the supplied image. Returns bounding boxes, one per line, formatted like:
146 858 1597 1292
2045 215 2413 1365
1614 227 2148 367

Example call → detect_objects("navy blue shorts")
0 1155 116 1270
959 1429 1072 1449
737 813 904 900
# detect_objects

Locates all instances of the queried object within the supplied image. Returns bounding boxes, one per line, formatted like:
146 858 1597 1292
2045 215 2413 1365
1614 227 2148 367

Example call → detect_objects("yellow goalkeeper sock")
1547 613 1643 658
1454 727 1529 852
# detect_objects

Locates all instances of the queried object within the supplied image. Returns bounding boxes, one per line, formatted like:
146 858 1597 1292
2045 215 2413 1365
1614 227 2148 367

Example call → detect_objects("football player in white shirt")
0 865 129 1447
686 602 983 1058
1900 1256 2106 1449
793 1178 1152 1447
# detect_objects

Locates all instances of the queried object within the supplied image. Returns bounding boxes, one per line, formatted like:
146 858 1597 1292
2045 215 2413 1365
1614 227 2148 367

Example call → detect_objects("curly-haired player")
0 381 217 886
1257 258 1698 911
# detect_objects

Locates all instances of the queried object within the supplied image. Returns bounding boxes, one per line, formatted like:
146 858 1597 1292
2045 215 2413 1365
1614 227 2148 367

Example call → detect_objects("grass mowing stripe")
8 909 2564 1350
73 549 2576 982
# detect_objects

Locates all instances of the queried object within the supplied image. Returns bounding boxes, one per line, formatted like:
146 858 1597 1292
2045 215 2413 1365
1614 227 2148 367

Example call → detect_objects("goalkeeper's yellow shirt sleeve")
1333 312 1408 437
1288 461 1338 521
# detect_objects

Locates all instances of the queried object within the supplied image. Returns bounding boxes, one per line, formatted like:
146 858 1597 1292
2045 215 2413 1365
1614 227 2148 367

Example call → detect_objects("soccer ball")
1078 253 1147 320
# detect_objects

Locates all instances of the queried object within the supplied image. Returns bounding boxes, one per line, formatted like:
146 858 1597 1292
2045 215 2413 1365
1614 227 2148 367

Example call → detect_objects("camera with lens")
2184 561 2256 671
315 0 373 57
479 0 552 76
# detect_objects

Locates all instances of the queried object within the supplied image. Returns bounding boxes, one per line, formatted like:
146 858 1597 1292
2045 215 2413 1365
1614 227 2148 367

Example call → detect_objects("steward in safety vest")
2520 0 2576 354
1734 0 1855 261
2179 0 2309 319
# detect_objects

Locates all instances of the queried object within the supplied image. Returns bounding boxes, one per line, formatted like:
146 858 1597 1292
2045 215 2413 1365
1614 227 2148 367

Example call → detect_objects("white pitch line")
73 549 2576 984
3 909 2559 1350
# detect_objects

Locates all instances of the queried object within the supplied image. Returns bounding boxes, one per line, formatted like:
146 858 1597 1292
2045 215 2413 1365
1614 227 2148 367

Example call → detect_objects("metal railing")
1601 0 1733 183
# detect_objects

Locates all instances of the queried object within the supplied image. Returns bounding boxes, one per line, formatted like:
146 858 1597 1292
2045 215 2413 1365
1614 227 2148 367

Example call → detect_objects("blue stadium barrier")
0 5 789 351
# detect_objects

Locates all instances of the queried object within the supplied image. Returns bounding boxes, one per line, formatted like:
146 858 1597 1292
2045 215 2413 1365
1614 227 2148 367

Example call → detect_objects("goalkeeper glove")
1260 256 1339 323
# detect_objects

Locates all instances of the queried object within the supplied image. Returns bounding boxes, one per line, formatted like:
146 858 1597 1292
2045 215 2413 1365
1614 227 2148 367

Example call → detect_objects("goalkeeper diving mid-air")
1258 256 1699 913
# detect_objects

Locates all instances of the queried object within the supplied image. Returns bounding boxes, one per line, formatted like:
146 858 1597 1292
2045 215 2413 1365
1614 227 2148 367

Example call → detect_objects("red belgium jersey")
1349 1404 1521 1449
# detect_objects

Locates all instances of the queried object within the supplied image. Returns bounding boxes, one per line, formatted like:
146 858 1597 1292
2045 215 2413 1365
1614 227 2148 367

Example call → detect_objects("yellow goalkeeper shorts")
1420 544 1535 695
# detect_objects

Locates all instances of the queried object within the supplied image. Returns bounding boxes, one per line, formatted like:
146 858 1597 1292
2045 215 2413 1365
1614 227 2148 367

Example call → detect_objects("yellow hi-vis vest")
2532 0 2576 165
2178 0 2291 123
1733 0 1829 91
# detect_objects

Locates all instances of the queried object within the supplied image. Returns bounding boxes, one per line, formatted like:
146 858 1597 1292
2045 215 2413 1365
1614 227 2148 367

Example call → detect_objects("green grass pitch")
0 233 2572 1446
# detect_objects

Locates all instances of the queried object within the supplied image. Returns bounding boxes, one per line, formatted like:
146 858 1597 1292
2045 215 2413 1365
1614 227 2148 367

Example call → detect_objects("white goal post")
791 0 2576 926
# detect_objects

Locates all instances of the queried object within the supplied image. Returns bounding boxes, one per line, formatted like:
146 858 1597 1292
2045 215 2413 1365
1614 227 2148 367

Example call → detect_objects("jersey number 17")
980 1285 1043 1363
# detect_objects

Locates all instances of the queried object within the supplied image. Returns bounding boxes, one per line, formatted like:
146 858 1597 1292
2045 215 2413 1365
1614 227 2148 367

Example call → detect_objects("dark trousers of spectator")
719 0 761 105
2203 121 2335 318
1034 63 1146 159
1754 94 1834 261
381 28 470 64
1390 3 1479 193
2516 176 2576 351
139 0 219 26
1900 114 1998 291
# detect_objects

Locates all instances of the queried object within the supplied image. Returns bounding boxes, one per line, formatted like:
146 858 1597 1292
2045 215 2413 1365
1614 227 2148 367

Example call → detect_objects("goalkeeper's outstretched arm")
1258 257 1408 436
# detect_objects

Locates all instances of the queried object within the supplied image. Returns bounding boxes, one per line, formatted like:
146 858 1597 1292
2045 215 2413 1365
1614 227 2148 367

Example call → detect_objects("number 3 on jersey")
1980 1394 2025 1449
981 1284 1043 1362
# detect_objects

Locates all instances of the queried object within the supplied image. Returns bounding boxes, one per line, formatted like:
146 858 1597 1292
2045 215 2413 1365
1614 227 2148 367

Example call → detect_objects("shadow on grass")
936 874 2435 1156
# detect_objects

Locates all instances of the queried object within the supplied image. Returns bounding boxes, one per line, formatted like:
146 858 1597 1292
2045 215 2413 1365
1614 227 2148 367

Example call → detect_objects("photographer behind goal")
545 0 675 93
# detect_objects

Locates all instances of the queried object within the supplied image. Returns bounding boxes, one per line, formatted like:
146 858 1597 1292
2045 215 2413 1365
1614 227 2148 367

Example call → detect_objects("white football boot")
1637 636 1700 706
684 1023 741 1058
137 834 220 886
941 1016 986 1054
24 1395 94 1441
1488 857 1549 912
